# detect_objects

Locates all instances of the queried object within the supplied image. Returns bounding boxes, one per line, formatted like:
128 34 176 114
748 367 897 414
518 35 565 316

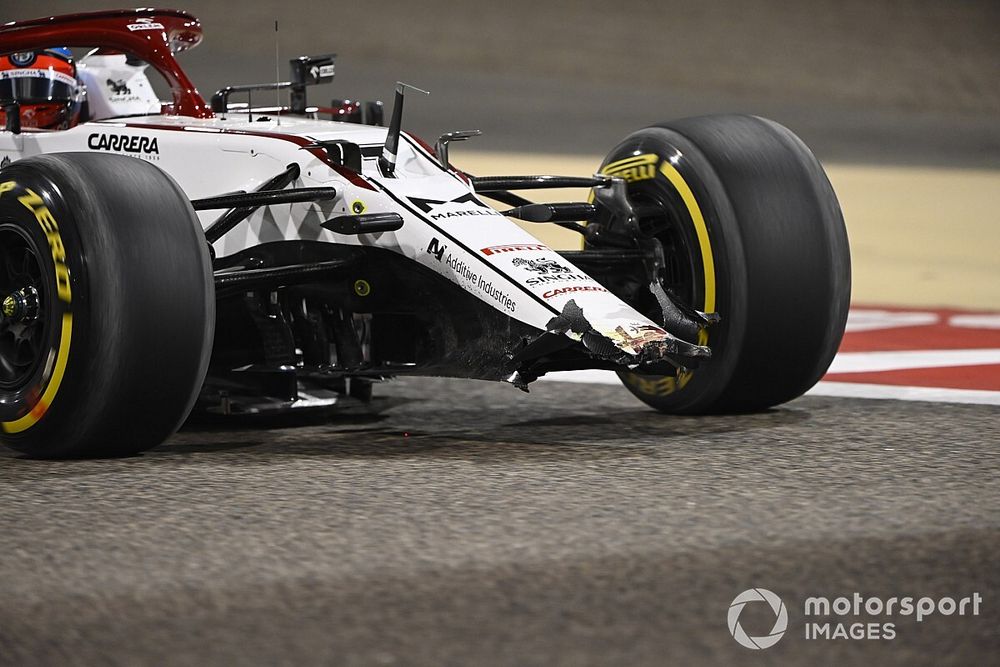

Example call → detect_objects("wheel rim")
632 191 702 317
593 145 719 402
0 225 48 391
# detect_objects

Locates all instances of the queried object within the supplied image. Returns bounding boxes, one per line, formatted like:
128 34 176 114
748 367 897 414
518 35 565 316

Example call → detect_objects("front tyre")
0 154 214 458
597 115 850 413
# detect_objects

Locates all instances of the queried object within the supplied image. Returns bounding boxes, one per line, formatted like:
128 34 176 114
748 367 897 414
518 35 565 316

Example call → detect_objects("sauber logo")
480 243 548 256
310 64 336 80
88 133 159 156
542 285 608 299
126 18 165 31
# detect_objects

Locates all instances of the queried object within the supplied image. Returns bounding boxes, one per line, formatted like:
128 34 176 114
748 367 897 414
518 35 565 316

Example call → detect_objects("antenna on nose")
379 82 429 177
274 20 281 126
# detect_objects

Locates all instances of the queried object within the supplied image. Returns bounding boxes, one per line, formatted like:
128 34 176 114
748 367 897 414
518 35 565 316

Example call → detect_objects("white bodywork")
0 112 672 358
76 54 162 120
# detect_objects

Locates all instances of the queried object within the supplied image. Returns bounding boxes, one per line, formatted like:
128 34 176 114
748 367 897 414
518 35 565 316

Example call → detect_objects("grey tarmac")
1 377 997 665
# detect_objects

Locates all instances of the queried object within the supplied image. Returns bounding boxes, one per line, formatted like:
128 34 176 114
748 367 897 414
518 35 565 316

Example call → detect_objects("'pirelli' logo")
601 153 659 182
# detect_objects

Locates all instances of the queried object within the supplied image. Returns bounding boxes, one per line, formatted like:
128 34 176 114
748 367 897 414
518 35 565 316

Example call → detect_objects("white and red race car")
0 9 849 457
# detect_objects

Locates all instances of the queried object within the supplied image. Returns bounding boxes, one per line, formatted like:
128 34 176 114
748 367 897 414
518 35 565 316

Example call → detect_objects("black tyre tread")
661 115 850 410
609 115 850 413
1 153 214 457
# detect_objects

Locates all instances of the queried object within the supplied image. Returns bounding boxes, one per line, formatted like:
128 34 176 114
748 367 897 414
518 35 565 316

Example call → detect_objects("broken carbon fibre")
506 298 711 391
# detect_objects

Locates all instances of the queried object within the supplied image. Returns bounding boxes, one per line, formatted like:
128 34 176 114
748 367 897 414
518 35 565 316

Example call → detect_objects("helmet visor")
0 69 77 104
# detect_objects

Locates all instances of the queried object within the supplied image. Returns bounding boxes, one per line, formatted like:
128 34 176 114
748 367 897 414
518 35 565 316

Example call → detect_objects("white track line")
845 310 939 332
544 370 619 385
806 382 1000 406
828 348 1000 373
950 314 1000 330
543 371 1000 405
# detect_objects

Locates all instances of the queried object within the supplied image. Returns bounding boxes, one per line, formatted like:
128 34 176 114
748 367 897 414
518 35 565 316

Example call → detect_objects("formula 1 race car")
0 9 850 458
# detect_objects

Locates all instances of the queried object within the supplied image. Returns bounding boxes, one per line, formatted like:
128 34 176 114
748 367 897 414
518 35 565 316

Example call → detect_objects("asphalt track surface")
4 2 1000 665
2 377 998 666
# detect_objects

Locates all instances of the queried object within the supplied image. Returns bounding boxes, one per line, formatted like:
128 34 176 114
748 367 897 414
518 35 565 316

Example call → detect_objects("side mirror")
435 129 481 168
289 54 336 114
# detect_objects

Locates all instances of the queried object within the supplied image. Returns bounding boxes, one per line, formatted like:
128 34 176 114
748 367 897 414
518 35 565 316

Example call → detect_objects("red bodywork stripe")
118 121 376 190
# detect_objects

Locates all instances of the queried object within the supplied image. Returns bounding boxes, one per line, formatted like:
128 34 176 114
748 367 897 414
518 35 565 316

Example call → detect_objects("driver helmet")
0 48 84 130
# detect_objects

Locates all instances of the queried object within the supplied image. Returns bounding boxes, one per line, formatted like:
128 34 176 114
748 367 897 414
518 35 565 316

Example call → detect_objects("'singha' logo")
728 588 788 650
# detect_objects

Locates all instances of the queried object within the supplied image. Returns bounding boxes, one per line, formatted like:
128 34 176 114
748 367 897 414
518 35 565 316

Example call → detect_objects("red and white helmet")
0 48 84 130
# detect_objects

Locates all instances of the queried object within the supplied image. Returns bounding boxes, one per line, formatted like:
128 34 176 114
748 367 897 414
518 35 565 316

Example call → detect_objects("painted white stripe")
543 371 1000 405
949 314 1000 330
547 350 1000 384
806 382 1000 406
544 369 619 385
827 348 1000 374
845 309 938 332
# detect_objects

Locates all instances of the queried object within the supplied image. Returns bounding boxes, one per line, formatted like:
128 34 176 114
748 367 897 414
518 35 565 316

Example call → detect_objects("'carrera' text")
88 133 159 155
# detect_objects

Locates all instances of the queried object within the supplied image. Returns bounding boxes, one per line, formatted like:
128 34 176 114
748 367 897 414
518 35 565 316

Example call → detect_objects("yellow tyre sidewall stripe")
2 313 72 434
657 161 716 321
1 181 74 434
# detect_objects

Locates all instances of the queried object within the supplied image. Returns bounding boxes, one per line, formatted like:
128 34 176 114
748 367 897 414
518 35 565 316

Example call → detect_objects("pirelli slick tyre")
597 115 850 413
0 153 214 458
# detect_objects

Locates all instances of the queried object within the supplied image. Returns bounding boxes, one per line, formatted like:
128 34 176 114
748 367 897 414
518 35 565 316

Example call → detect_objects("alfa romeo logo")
728 588 788 649
9 52 36 67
